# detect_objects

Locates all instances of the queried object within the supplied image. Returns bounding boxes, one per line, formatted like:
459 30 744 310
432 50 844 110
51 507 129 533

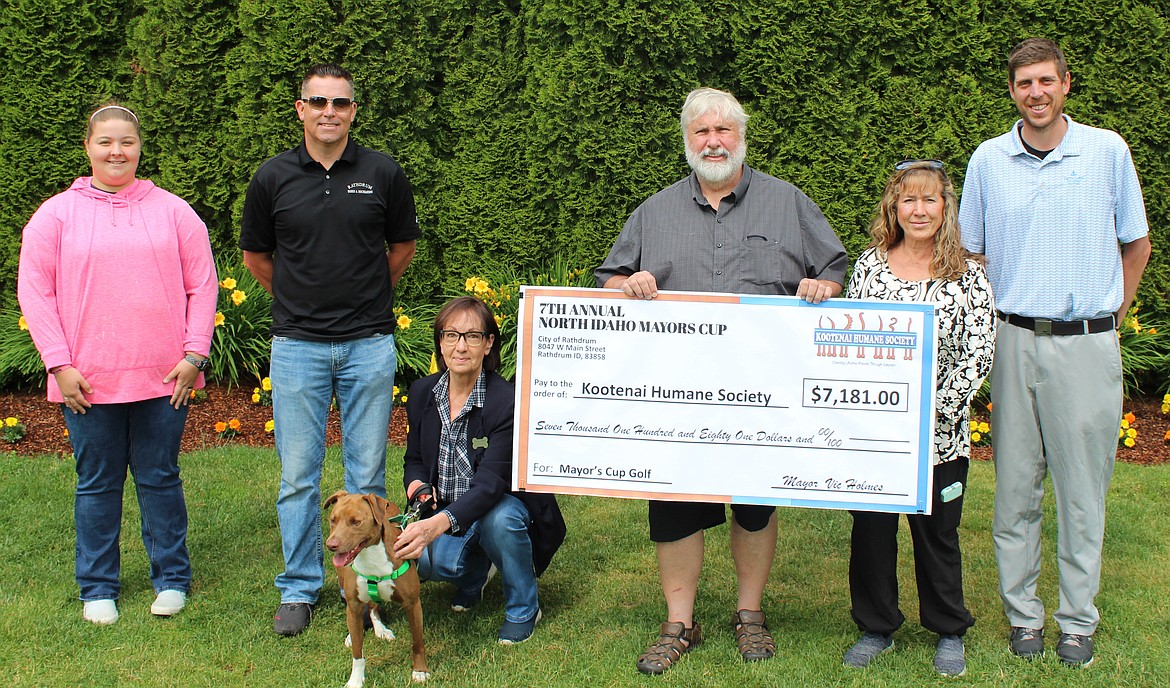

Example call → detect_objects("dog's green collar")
352 560 412 603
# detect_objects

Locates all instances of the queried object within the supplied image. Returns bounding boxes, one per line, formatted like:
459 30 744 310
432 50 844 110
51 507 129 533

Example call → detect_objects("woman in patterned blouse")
840 160 995 677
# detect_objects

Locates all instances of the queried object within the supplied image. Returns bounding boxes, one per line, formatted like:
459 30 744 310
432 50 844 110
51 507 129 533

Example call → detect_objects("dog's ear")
323 489 349 509
363 493 387 528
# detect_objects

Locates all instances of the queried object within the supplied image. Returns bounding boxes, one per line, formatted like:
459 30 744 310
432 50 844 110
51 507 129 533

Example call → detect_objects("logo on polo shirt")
347 182 374 195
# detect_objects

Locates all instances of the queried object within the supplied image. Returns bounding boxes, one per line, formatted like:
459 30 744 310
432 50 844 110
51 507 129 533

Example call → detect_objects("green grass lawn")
1 447 1167 687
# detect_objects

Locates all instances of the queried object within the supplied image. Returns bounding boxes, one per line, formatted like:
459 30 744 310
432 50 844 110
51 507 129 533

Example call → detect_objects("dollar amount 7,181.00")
801 378 910 413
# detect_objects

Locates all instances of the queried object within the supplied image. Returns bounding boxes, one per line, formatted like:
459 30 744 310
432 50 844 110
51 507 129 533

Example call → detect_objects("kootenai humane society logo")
815 312 917 360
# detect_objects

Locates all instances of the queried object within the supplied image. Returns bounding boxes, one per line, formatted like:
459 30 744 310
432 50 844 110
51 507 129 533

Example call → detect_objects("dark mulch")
1 383 407 457
2 384 1167 464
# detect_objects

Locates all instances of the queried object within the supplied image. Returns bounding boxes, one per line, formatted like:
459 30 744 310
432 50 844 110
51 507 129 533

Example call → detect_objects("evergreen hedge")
1 0 1166 321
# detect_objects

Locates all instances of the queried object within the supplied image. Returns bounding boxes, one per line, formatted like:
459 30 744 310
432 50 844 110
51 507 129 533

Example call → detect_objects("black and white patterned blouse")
847 247 996 464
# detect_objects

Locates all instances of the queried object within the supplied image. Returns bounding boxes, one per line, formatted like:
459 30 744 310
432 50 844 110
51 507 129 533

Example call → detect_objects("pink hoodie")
18 177 218 403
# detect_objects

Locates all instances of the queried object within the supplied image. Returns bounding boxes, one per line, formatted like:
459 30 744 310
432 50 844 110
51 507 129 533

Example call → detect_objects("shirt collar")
1008 114 1080 161
689 164 754 208
295 138 358 169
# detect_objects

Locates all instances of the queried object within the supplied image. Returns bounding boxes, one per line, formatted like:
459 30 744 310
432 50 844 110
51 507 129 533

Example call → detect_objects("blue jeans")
418 494 540 623
270 334 396 603
63 396 191 601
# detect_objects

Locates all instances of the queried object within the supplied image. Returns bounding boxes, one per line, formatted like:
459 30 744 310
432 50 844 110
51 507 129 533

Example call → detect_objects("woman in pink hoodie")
18 102 217 625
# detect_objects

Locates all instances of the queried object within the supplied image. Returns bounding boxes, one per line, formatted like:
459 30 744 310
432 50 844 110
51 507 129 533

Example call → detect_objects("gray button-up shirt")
596 165 847 294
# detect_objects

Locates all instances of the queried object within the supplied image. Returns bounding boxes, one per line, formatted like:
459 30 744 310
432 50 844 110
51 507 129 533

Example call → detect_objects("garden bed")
2 383 407 456
3 385 1168 464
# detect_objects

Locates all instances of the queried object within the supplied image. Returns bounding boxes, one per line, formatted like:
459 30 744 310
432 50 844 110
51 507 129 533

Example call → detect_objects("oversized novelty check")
512 287 938 514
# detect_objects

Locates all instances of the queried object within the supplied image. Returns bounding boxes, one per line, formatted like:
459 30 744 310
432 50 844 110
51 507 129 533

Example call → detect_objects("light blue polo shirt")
958 115 1148 321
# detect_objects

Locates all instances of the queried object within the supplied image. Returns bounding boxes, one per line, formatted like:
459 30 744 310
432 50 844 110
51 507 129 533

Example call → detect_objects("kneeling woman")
394 296 564 645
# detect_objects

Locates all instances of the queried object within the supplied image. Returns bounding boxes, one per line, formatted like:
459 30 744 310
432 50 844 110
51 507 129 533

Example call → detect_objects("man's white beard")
687 145 746 185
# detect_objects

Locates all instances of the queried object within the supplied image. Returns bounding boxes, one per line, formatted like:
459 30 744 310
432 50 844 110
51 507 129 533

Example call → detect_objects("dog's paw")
344 633 352 649
411 670 431 683
345 679 365 688
372 625 396 641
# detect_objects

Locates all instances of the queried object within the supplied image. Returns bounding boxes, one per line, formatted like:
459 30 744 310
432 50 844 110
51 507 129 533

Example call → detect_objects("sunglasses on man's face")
301 96 356 110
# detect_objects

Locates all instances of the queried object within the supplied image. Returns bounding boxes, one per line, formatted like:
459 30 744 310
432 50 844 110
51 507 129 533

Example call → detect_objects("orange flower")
214 421 227 433
1124 412 1136 425
228 418 241 430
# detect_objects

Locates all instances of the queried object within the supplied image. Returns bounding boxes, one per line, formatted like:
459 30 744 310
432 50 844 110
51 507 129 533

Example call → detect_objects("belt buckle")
1034 319 1053 336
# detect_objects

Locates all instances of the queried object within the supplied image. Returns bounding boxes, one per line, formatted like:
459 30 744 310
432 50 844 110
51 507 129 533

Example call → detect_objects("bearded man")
595 86 847 674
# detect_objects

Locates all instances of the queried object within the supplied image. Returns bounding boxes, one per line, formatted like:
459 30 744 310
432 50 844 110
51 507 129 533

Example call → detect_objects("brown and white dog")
324 490 429 686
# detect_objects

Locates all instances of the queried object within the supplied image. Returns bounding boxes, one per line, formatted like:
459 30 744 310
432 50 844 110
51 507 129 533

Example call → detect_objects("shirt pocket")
733 236 791 293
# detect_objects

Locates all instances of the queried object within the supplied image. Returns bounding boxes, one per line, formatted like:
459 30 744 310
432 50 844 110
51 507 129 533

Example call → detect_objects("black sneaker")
273 602 313 636
1057 633 1094 667
451 563 497 612
1009 626 1044 659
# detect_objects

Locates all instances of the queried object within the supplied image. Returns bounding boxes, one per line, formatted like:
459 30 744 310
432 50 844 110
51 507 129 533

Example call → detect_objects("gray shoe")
1056 633 1094 667
843 632 893 668
1009 626 1044 659
934 635 966 677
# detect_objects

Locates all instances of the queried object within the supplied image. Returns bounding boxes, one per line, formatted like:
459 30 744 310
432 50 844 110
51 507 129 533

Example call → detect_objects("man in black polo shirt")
240 63 419 636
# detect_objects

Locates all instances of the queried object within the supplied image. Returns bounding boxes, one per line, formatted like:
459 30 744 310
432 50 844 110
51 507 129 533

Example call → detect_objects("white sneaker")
83 599 119 625
151 590 187 616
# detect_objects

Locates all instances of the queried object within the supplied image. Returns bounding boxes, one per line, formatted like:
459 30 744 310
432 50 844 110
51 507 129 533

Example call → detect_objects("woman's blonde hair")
867 161 979 281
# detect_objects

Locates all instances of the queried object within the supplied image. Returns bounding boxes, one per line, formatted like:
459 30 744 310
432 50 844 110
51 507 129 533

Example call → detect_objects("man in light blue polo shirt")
959 38 1151 668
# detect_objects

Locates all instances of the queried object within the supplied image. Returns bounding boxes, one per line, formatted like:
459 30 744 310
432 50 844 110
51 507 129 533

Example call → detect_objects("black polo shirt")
240 139 420 341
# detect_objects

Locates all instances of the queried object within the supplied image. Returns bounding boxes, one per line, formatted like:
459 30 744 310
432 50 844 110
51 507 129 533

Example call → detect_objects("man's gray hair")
679 87 749 136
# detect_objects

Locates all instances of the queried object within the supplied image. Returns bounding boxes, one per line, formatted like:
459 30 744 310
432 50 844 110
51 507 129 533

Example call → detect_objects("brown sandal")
636 621 703 674
733 609 776 661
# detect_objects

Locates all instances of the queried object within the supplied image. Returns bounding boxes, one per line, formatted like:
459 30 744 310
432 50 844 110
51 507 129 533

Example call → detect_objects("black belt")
997 311 1115 336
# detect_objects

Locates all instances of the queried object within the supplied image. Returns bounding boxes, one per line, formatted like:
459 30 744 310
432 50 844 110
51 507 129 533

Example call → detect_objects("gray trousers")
990 322 1121 635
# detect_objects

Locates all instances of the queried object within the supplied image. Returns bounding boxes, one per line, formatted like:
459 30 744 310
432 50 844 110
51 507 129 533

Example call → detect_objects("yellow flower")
1124 411 1136 425
393 385 400 397
1120 419 1130 430
428 353 438 374
4 417 17 427
1126 427 1138 439
214 311 225 327
1123 436 1135 448
1118 427 1125 439
978 421 990 433
1162 403 1170 415
17 315 28 330
970 431 981 443
261 377 272 392
252 392 261 403
214 421 227 433
474 278 490 295
1149 328 1157 334
400 395 408 404
189 389 196 400
465 276 478 292
231 289 247 306
219 277 237 289
494 314 504 327
228 418 241 430
397 315 412 329
265 420 275 433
